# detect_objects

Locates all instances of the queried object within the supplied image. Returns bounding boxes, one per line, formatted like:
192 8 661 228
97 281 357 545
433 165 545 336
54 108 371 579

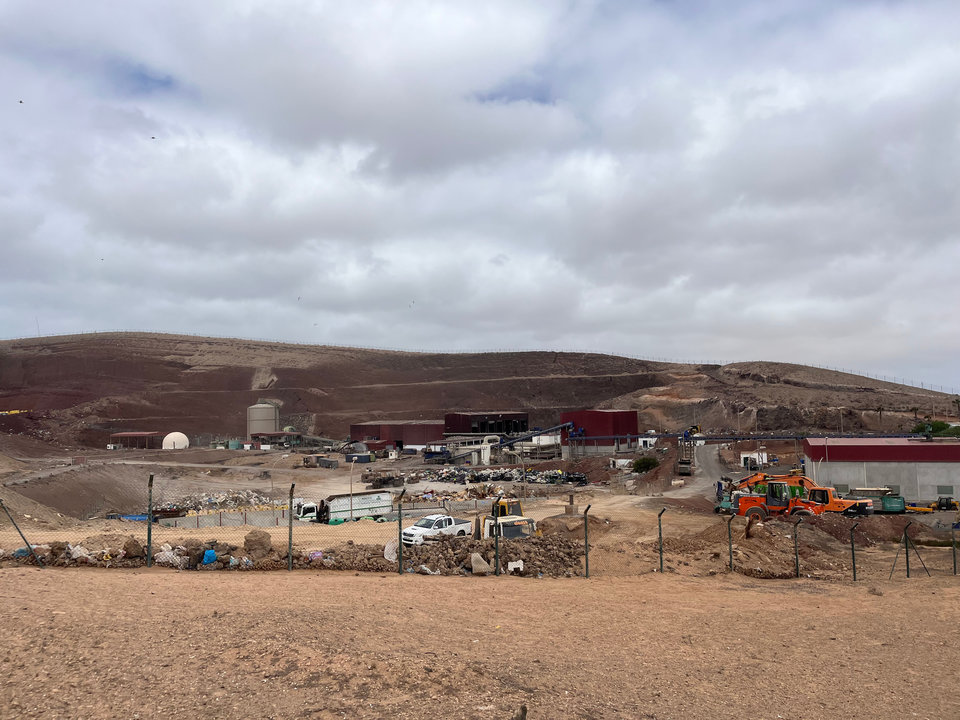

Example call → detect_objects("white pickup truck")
401 514 472 546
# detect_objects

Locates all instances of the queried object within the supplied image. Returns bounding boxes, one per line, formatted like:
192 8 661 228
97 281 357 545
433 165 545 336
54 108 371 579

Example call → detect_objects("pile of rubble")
0 530 585 577
397 534 584 577
158 489 272 513
385 467 590 487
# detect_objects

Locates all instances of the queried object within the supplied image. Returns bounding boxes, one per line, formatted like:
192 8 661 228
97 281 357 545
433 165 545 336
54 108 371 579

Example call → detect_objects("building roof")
351 420 444 426
804 437 960 463
445 411 527 417
110 432 161 437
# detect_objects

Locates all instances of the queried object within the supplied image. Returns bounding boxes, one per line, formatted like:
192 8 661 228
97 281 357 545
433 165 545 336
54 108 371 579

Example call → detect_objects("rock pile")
0 531 584 576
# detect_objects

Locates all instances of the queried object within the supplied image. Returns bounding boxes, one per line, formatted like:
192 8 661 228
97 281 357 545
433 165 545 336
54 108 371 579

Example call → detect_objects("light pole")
349 457 357 521
504 447 527 500
838 407 845 435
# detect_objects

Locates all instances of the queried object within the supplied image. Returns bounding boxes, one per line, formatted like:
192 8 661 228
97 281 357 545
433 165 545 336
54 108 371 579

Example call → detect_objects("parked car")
401 514 472 545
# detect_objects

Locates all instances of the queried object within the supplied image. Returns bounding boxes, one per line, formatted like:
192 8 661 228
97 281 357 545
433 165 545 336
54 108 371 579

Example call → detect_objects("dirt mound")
617 517 852 580
534 456 615 484
0 487 76 529
399 535 584 577
539 513 612 540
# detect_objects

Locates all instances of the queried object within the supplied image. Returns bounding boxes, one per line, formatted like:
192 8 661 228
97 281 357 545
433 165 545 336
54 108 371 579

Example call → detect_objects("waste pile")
379 467 590 486
396 534 584 577
0 530 585 577
157 489 273 513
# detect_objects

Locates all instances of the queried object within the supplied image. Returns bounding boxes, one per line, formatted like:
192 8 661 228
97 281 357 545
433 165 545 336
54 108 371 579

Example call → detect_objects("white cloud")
1 1 959 389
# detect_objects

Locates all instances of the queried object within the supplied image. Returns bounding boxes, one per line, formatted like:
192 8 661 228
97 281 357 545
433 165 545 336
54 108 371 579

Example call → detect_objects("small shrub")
633 457 660 473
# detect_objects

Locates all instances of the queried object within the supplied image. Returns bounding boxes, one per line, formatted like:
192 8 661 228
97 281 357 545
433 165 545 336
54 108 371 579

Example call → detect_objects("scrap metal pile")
157 489 273 514
370 467 589 487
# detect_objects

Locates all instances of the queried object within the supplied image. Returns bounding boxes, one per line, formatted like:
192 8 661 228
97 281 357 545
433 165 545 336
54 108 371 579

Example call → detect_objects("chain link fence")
2 472 959 583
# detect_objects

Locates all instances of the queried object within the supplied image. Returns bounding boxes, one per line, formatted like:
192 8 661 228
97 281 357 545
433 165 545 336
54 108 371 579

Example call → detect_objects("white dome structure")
162 431 190 450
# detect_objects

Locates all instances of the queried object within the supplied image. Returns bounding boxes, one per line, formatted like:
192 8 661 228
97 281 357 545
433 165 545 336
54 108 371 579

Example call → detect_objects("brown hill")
0 333 953 447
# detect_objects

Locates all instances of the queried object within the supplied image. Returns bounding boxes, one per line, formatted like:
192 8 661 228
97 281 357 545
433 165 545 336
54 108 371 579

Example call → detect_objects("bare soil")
2 568 959 719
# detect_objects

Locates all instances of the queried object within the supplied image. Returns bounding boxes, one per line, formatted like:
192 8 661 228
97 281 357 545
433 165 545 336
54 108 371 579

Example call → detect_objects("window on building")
936 485 954 496
834 484 849 494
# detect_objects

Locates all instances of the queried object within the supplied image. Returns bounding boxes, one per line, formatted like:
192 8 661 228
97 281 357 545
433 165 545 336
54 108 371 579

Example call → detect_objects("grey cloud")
1 1 959 388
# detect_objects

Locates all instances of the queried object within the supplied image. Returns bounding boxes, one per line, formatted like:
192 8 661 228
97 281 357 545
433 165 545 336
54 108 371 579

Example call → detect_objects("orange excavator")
724 472 873 517
723 478 825 521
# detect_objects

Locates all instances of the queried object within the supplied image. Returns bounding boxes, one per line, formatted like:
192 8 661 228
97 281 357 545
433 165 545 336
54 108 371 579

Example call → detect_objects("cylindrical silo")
247 402 280 439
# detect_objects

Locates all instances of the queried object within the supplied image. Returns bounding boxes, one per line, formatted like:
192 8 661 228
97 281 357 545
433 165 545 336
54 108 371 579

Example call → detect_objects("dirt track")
2 568 959 719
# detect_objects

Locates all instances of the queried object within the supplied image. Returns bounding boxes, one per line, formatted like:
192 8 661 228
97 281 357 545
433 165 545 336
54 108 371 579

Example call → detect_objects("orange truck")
729 472 873 517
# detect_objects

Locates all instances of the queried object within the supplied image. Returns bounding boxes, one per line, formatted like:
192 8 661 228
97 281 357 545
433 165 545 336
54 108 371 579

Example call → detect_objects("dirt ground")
2 568 959 720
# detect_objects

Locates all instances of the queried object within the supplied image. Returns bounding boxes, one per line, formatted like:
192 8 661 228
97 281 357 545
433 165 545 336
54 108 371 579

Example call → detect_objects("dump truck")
296 490 394 524
851 488 906 514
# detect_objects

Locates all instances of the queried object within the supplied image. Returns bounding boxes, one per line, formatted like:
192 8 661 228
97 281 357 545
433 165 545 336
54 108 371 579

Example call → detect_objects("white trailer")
297 490 394 524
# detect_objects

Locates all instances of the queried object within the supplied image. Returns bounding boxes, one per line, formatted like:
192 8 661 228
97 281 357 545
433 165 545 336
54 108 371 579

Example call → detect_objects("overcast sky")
2 1 959 390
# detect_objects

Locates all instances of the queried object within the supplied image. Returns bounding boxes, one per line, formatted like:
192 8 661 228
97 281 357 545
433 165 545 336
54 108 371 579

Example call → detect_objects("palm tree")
876 405 884 428
953 396 960 420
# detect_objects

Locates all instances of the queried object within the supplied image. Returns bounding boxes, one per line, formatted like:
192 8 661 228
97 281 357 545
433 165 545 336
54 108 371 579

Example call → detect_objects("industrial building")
561 410 640 458
803 437 960 503
444 412 528 435
349 420 445 451
249 431 303 448
108 431 162 449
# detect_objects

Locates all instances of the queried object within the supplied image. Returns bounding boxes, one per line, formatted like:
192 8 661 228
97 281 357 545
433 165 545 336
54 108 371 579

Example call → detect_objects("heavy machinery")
726 480 825 521
905 497 960 513
473 498 539 540
851 488 906 514
718 472 873 516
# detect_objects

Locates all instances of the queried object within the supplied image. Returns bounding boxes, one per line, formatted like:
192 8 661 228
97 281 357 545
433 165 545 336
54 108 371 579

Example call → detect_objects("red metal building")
803 438 960 463
444 412 528 435
349 420 445 449
561 409 639 440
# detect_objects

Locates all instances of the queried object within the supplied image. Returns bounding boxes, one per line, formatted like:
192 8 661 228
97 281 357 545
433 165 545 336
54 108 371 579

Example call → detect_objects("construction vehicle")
905 497 960 513
851 488 906 514
725 480 825 521
473 498 538 540
718 472 872 516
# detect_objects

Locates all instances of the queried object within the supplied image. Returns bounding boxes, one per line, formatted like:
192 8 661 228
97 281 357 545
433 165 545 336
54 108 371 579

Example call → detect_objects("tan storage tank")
247 402 280 440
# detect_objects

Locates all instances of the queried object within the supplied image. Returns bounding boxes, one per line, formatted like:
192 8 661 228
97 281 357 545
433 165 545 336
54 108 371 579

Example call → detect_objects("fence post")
397 488 406 574
657 507 666 573
793 517 802 578
287 483 295 571
494 494 503 576
146 474 154 568
0 499 43 567
584 504 591 578
904 523 911 579
850 522 859 581
727 515 734 571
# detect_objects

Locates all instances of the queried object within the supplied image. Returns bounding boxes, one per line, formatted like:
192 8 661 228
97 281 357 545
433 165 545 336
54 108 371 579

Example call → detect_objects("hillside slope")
0 333 953 446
